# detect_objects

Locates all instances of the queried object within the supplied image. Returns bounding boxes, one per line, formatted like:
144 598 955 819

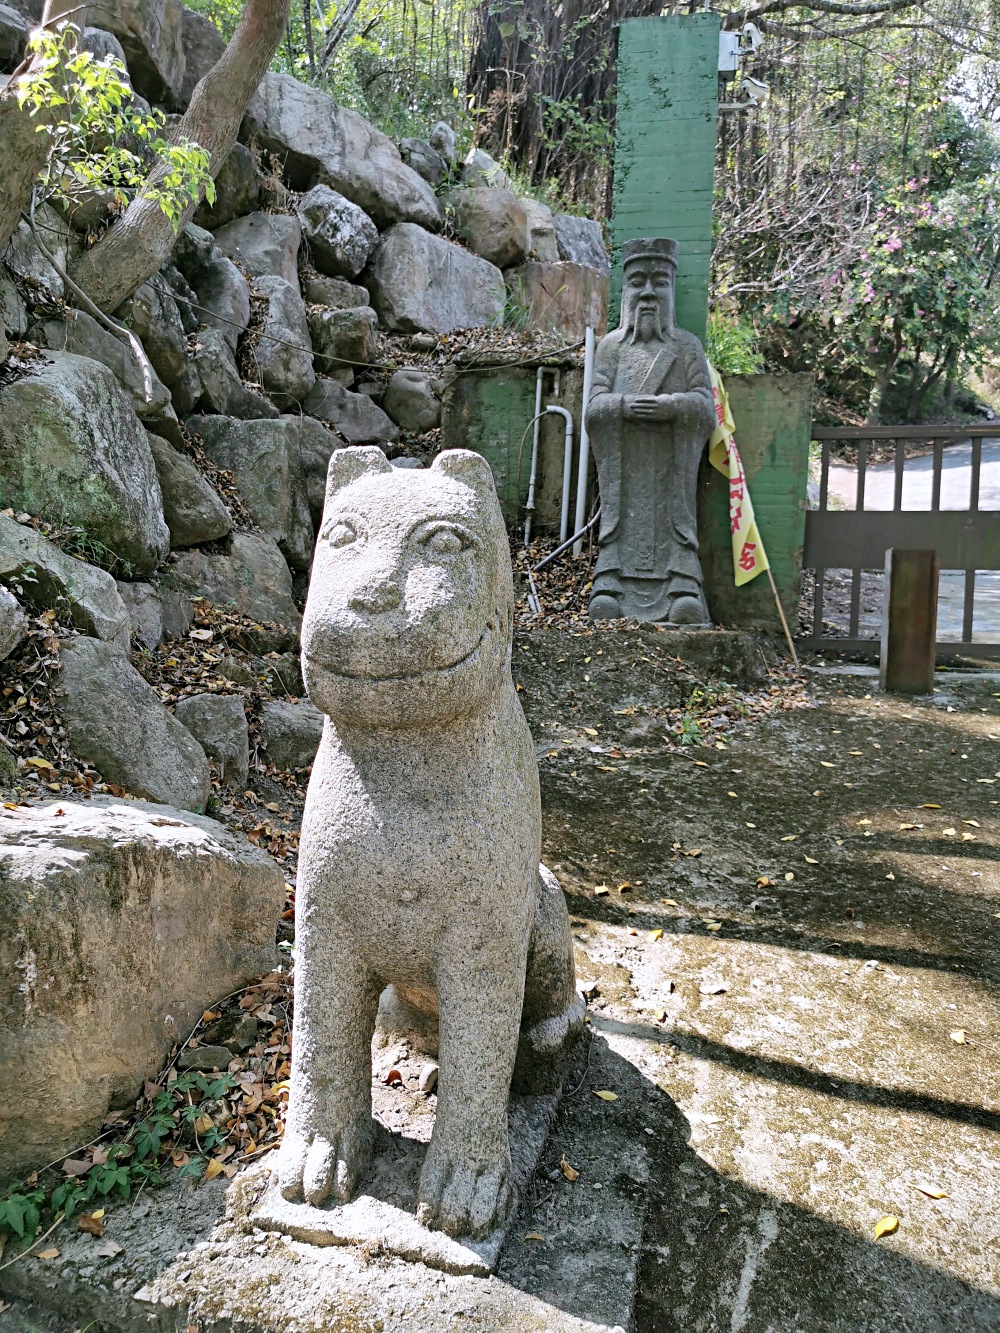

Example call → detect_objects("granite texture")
277 447 583 1242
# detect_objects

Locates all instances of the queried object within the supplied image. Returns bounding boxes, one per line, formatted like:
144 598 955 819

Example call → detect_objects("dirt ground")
2 630 999 1331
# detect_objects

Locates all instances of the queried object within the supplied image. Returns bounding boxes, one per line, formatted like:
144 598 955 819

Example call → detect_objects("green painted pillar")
611 12 720 342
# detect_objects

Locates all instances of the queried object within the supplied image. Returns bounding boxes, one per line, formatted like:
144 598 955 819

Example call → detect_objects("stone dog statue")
276 446 584 1241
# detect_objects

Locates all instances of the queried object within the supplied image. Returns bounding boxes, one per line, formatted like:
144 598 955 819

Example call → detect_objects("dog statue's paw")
276 1117 372 1207
521 992 586 1059
417 1145 513 1240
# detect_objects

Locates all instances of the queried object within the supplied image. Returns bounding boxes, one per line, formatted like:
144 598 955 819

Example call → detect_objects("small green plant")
17 26 214 231
676 712 702 745
0 1070 239 1251
706 311 764 376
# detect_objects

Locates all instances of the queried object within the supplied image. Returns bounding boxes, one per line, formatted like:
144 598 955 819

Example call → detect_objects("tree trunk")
72 0 289 314
0 0 82 255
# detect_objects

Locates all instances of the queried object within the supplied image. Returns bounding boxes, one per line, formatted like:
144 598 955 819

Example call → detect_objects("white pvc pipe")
573 326 596 557
524 366 545 548
546 405 575 545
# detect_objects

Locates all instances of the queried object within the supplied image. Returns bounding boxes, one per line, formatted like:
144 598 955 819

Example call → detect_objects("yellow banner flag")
707 363 769 586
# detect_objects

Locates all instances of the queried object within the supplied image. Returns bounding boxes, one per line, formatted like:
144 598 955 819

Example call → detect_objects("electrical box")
718 30 740 73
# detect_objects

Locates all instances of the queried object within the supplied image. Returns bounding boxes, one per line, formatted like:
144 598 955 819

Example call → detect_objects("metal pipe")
546 405 575 545
532 509 601 572
524 366 545 548
573 326 595 556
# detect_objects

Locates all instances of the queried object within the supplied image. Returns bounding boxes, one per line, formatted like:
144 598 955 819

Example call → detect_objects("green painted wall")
697 373 814 630
611 13 720 343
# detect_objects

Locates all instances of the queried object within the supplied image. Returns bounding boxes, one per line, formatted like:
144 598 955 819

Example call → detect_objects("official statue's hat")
621 237 678 267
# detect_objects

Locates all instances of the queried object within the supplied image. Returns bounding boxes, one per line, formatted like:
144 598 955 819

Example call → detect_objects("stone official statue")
586 237 716 624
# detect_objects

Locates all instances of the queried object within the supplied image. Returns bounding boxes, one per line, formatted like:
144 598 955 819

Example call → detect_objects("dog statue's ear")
432 449 498 497
325 446 392 501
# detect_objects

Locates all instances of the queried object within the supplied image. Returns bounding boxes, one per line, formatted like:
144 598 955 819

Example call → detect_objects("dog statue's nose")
348 580 402 614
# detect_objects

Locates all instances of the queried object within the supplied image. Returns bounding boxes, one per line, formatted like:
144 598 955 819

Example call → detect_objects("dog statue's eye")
323 519 358 548
421 524 470 555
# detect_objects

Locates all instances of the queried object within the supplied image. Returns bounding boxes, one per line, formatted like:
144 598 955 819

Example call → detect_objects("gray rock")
174 692 249 785
58 635 210 810
168 532 301 632
521 197 559 263
429 120 456 166
250 275 315 408
31 308 172 417
191 327 279 420
505 260 608 342
0 513 130 645
0 584 27 660
81 24 127 63
447 187 529 270
553 214 609 273
0 2 27 63
213 211 301 288
194 142 260 230
0 270 27 337
461 147 511 189
308 305 378 372
273 447 583 1237
0 796 283 1180
259 698 324 770
0 353 169 577
57 183 118 235
303 378 399 446
177 1043 236 1072
174 222 215 281
177 4 225 108
297 184 378 280
382 369 441 434
119 276 190 392
189 414 314 572
257 649 305 698
191 255 251 353
304 274 370 310
244 72 442 231
116 579 164 651
158 586 194 638
6 204 71 300
86 0 186 106
202 1010 259 1051
163 263 200 333
365 224 505 335
390 456 424 469
147 433 233 549
399 137 446 188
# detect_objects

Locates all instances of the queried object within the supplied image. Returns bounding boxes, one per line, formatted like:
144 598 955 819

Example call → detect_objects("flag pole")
766 566 799 668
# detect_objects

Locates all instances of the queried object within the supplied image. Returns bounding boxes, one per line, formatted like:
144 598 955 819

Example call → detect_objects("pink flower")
884 236 903 253
862 283 875 303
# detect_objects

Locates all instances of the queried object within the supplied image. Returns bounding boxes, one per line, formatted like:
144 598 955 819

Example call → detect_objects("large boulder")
448 187 529 269
167 532 302 632
505 260 609 342
119 276 200 414
522 197 559 263
461 147 511 189
193 142 260 230
0 512 130 645
116 579 163 651
191 328 279 420
0 3 28 64
259 698 324 770
244 73 442 231
297 184 378 279
213 211 301 288
0 270 27 337
399 137 446 188
0 353 169 577
303 273 369 310
381 368 441 433
0 797 284 1182
303 377 399 446
6 204 71 300
147 433 233 548
30 308 172 419
365 224 505 334
190 255 251 353
553 214 609 273
173 221 215 281
250 275 315 407
87 0 186 107
177 5 225 108
0 585 27 661
58 635 210 810
429 121 456 166
189 415 314 571
308 304 378 371
173 692 249 785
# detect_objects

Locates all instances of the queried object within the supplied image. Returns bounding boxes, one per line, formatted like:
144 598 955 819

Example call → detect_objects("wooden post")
880 549 939 694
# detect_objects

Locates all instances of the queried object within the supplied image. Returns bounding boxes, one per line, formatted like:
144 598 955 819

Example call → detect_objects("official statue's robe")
585 327 716 622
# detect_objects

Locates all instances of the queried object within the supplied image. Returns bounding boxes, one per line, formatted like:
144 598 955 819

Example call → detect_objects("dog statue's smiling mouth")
307 625 493 683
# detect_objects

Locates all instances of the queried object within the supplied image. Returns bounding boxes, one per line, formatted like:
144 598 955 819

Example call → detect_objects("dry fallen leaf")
706 922 722 932
780 834 797 842
912 1181 949 1199
755 876 774 888
594 1090 618 1101
694 760 709 767
942 827 957 837
699 981 728 995
820 761 835 768
77 1212 103 1238
727 790 738 798
36 1247 60 1260
785 872 795 882
661 897 679 907
95 1239 124 1258
920 803 942 809
899 823 918 831
874 1215 899 1239
559 1155 580 1182
857 818 872 826
205 1157 226 1181
949 1029 967 1044
583 727 599 737
804 856 819 864
594 884 609 897
649 929 664 941
524 1232 546 1242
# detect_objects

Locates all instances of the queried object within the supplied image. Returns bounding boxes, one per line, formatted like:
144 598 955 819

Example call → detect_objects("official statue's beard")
629 306 664 344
